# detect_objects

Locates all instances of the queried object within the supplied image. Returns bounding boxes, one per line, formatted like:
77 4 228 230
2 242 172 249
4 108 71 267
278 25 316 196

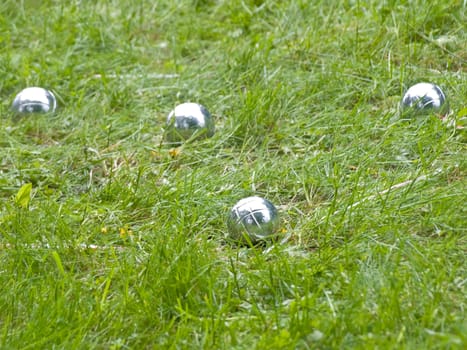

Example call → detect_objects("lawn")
0 0 466 349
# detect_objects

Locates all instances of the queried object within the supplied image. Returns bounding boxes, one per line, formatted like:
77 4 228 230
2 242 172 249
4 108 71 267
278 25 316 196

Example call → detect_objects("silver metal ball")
166 102 215 143
12 87 57 114
227 196 280 244
401 82 448 115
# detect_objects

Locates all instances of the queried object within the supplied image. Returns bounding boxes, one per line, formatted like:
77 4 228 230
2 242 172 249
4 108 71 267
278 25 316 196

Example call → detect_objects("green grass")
0 0 466 348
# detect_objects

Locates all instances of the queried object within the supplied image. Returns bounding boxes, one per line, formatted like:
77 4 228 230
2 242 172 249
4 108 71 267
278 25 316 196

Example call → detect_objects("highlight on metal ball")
226 196 280 245
401 82 448 116
12 87 57 114
165 102 215 143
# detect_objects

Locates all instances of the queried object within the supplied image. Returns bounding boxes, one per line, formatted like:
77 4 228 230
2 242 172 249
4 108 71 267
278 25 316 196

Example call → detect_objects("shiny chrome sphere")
227 196 280 244
12 87 57 114
166 102 215 143
401 82 448 115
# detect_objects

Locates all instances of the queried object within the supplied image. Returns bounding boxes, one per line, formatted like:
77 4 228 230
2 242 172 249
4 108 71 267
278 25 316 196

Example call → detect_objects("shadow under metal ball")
227 196 280 245
401 82 448 116
165 102 215 143
12 87 57 114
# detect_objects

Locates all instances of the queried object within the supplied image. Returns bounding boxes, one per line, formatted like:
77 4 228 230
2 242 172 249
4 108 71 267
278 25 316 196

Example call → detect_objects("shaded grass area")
0 0 466 348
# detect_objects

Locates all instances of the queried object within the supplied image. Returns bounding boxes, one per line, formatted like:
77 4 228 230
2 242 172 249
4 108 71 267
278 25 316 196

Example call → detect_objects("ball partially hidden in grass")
166 102 215 143
227 196 280 245
12 87 57 114
401 82 448 115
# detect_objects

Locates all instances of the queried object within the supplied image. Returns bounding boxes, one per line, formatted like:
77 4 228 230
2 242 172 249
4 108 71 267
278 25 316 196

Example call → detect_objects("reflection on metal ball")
227 196 280 244
401 82 448 115
166 102 215 143
12 87 57 114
